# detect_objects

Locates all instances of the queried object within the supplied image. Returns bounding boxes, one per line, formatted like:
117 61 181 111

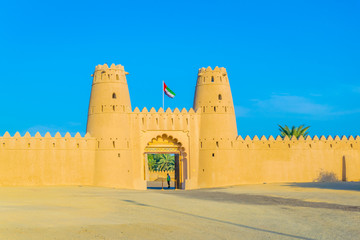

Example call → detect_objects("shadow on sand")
284 182 360 191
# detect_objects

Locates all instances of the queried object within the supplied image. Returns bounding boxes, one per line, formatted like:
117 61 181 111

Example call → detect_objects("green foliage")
147 154 175 171
147 154 157 171
278 124 310 138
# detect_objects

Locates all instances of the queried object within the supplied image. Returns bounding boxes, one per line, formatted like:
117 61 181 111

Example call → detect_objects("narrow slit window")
112 93 116 99
118 153 121 157
116 74 119 80
186 118 189 125
142 118 145 125
201 142 203 148
218 94 222 100
53 143 55 147
77 143 80 148
156 118 159 125
28 143 30 148
214 106 216 112
212 153 215 157
101 105 104 112
171 118 174 125
211 76 214 82
98 141 100 148
113 105 115 111
216 141 219 148
113 141 115 148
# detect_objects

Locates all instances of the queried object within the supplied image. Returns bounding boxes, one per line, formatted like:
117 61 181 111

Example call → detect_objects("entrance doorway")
144 135 184 190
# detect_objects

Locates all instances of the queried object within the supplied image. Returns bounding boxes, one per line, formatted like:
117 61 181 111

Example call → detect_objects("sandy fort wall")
197 135 360 188
0 132 96 186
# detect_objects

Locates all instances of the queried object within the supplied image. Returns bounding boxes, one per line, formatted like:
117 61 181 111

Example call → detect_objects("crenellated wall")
1 63 359 190
197 134 360 188
0 132 97 186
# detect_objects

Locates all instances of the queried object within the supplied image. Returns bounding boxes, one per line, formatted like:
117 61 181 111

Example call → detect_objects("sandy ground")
0 182 359 240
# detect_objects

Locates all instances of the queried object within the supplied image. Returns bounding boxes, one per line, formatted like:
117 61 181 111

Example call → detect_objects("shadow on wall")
285 182 360 191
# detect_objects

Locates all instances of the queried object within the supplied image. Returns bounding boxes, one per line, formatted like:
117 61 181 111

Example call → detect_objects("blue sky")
0 0 359 137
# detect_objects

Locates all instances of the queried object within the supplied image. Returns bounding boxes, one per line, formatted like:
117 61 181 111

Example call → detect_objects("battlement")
95 63 126 72
196 66 229 85
132 107 198 114
0 131 96 150
131 107 200 132
198 66 227 75
92 63 129 84
231 135 360 150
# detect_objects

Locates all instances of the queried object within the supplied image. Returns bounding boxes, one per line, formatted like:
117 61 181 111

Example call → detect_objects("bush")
315 170 338 182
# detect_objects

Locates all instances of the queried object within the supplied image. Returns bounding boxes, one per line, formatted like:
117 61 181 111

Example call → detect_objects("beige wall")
0 132 96 186
197 135 360 188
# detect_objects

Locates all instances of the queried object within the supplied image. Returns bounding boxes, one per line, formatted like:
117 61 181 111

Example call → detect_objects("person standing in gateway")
167 173 171 189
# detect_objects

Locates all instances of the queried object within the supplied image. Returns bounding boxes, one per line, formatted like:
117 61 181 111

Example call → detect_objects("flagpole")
162 81 164 110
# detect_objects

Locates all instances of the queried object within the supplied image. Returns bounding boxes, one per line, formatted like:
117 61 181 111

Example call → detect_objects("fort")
0 63 359 190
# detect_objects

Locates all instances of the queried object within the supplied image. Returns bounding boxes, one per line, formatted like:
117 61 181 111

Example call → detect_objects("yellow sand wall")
148 171 175 181
0 132 96 186
197 135 360 188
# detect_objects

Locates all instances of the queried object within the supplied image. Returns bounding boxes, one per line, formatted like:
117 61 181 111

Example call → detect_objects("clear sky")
0 0 359 137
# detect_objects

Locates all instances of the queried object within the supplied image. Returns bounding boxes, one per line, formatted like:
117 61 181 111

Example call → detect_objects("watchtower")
193 66 238 187
86 64 133 188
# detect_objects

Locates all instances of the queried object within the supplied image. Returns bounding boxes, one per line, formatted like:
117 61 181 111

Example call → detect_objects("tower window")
216 141 219 148
113 141 115 148
112 93 116 99
116 74 119 80
211 76 214 82
212 153 215 157
113 105 115 111
218 94 222 100
214 106 216 112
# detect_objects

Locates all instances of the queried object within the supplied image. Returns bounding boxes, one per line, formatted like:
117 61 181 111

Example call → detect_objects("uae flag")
163 82 175 98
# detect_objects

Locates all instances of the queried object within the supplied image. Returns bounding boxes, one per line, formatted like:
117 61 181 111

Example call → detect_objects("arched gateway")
86 63 238 190
144 134 187 189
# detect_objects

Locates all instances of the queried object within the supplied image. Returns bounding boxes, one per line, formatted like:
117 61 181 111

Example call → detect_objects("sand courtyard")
0 182 359 240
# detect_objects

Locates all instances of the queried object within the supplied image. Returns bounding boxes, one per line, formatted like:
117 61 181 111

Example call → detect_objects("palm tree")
147 154 157 171
278 124 310 138
157 154 175 171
